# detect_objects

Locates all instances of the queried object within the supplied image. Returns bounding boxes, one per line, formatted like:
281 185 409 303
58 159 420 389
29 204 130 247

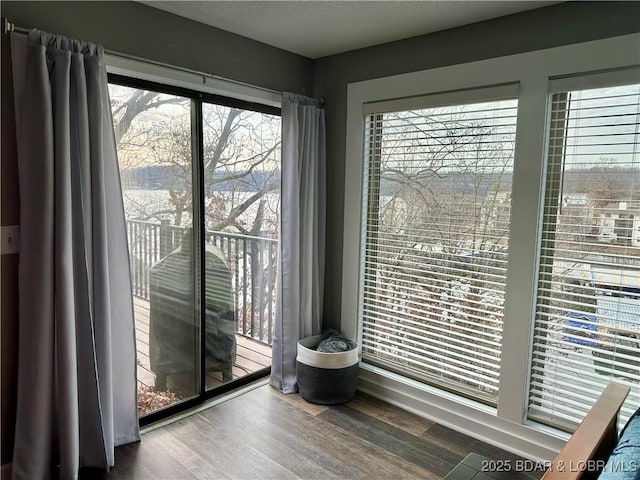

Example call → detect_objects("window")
108 77 281 419
529 83 640 430
343 34 639 453
361 94 518 405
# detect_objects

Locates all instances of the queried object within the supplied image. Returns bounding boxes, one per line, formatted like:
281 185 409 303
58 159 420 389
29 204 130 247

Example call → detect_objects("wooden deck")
133 296 272 392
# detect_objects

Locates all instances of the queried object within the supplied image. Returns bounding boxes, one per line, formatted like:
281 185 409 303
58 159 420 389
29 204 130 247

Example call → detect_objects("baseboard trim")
1 462 12 480
357 364 568 462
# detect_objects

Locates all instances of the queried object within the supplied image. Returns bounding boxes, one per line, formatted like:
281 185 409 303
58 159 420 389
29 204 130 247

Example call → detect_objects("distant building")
594 201 640 246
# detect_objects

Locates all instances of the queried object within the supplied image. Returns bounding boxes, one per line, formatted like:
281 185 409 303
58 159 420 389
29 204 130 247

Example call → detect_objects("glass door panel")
109 84 199 416
201 103 281 390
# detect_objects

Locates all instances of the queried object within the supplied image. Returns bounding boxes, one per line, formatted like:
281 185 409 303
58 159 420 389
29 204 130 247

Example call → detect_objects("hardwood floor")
80 382 538 480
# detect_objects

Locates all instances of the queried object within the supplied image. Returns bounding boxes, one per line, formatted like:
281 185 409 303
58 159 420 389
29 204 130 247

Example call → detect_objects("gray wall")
1 1 313 94
0 0 313 466
313 1 640 331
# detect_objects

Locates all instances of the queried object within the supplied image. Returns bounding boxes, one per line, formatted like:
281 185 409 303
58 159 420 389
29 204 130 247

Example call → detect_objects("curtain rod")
2 17 284 98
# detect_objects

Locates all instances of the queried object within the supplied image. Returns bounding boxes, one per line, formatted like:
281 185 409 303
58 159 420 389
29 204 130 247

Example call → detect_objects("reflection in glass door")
109 83 199 417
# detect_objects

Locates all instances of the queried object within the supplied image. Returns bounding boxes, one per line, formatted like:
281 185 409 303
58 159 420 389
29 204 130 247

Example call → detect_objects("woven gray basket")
296 335 359 405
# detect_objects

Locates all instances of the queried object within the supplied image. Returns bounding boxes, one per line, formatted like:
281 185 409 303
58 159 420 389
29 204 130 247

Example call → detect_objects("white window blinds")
529 83 640 431
360 97 518 405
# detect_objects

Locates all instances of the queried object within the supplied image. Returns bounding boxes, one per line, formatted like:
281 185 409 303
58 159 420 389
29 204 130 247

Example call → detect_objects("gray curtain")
10 31 139 479
270 93 326 393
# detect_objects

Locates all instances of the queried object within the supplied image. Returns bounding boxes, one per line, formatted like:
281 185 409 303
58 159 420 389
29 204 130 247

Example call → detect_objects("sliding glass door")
201 103 280 391
108 77 281 419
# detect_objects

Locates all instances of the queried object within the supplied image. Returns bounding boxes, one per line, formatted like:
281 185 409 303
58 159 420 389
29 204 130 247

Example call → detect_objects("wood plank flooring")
80 383 539 480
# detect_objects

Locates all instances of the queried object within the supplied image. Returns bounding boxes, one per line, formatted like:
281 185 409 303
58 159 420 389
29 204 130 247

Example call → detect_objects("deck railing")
126 219 277 345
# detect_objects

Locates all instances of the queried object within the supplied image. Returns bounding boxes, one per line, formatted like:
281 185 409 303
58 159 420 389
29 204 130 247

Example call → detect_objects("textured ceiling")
140 1 559 59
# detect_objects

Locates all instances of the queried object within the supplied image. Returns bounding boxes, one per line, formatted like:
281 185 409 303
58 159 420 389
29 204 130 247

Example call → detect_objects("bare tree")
109 85 281 236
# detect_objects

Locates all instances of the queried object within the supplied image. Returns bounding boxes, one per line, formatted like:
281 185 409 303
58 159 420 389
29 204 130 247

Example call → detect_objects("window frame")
342 33 640 460
106 52 281 108
107 71 281 427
